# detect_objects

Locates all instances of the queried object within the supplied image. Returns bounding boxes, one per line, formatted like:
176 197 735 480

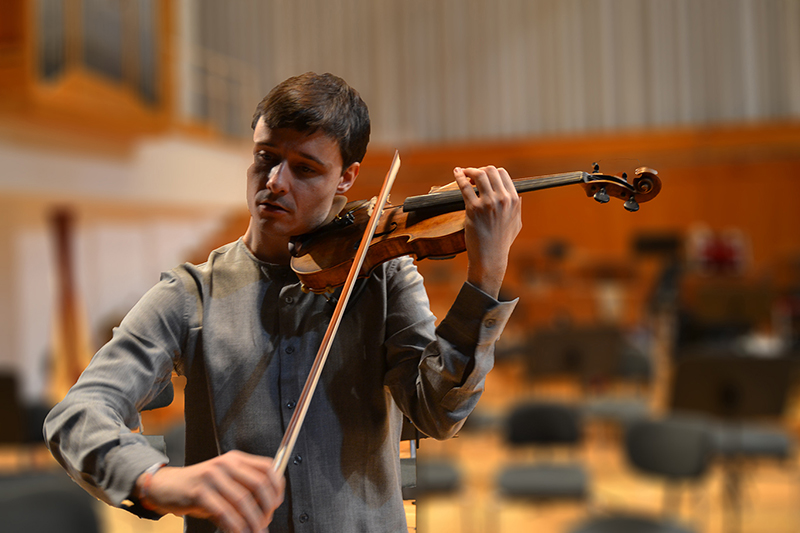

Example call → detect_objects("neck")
243 219 292 264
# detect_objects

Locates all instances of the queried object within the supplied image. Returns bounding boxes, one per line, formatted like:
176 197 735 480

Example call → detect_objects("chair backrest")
0 472 100 533
505 401 582 446
0 374 26 445
625 416 714 480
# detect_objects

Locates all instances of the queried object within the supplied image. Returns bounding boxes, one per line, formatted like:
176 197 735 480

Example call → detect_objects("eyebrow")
254 142 327 168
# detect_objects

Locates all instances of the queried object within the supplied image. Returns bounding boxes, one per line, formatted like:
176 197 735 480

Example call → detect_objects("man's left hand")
454 165 522 299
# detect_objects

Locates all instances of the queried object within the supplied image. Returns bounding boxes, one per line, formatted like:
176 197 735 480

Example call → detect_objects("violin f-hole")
373 222 397 239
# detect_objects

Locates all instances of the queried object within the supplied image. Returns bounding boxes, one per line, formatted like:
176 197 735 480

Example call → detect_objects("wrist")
467 262 506 300
135 462 166 511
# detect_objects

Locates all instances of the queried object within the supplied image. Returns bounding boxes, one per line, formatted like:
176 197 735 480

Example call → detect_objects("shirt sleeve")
382 257 517 439
42 270 189 514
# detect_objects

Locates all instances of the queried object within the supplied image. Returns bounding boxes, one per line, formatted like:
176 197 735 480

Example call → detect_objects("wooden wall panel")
351 123 800 327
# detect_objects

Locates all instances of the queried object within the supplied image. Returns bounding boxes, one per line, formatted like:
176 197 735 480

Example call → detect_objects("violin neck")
402 171 587 213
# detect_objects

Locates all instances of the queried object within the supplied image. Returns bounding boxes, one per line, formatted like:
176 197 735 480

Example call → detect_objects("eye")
255 150 274 164
297 164 317 176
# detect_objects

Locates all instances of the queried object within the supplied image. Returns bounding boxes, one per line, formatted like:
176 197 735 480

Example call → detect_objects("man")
44 72 521 532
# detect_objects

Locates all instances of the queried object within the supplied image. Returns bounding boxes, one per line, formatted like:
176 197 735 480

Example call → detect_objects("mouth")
258 200 289 214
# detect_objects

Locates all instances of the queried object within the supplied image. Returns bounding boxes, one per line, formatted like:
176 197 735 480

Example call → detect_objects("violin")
289 164 661 294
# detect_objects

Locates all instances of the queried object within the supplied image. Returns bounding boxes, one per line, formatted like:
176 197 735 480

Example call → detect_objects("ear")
337 162 360 194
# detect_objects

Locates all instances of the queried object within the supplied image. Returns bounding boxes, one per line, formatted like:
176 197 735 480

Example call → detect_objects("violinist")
44 72 521 533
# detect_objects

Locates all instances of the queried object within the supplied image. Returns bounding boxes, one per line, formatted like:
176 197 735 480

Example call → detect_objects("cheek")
246 164 266 187
294 184 332 215
246 166 261 201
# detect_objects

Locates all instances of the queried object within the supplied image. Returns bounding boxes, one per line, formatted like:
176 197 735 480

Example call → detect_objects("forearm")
466 257 508 299
386 279 517 439
44 272 187 509
44 390 170 508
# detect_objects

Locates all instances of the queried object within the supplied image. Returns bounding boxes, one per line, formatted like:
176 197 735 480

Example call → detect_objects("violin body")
291 200 467 293
290 166 661 294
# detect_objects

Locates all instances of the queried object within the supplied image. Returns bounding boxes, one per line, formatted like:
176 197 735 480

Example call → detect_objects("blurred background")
1 0 799 532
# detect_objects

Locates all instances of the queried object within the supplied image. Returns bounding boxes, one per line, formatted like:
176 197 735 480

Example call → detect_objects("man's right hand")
134 450 285 533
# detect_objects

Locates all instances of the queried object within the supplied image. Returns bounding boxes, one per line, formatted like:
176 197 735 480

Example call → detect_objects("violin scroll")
632 167 661 197
581 166 660 212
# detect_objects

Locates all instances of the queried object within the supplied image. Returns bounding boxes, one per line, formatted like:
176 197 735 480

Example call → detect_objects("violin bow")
273 151 402 476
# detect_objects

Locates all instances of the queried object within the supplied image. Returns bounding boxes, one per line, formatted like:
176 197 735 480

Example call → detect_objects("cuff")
106 433 170 519
440 282 518 348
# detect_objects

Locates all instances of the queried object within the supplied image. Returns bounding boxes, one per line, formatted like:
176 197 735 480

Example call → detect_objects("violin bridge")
366 196 380 217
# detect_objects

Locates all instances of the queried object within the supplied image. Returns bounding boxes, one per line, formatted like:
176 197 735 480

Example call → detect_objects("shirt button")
299 512 309 523
285 346 294 354
284 296 294 304
293 454 302 465
286 400 296 409
484 318 496 329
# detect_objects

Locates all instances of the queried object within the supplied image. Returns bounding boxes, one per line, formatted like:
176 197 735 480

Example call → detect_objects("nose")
266 161 289 195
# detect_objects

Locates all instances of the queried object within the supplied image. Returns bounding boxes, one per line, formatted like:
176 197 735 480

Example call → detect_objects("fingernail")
454 167 461 174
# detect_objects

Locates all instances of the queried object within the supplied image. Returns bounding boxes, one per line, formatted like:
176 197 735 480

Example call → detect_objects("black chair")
0 471 101 533
582 345 654 428
0 374 52 468
458 405 504 436
400 417 464 532
0 374 27 446
492 401 589 532
569 415 715 533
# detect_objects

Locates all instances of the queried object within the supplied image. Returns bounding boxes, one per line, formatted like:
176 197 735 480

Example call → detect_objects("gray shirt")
44 238 516 532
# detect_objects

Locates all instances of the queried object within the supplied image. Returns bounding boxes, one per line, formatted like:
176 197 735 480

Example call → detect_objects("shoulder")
170 238 262 287
375 256 428 303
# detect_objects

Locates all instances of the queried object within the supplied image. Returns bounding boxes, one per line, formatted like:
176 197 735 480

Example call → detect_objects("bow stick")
273 151 402 476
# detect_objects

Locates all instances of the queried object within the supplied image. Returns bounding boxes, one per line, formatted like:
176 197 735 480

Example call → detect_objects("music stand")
523 325 653 432
670 354 800 533
524 325 624 386
671 355 797 420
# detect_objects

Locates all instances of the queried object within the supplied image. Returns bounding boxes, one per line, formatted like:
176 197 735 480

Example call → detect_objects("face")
245 119 358 262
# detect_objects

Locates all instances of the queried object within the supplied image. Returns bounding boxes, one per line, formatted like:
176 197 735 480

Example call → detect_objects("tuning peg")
594 186 610 203
624 195 640 212
592 162 600 173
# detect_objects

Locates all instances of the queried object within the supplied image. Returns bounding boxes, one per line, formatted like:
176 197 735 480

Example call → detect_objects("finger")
476 167 498 200
495 167 518 198
210 468 266 533
454 167 479 203
198 486 249 533
480 166 517 202
228 462 284 526
477 166 520 212
457 166 502 208
224 453 284 526
461 166 496 198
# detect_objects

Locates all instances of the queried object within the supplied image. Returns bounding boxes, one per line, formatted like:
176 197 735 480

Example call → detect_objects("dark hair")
251 72 371 169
